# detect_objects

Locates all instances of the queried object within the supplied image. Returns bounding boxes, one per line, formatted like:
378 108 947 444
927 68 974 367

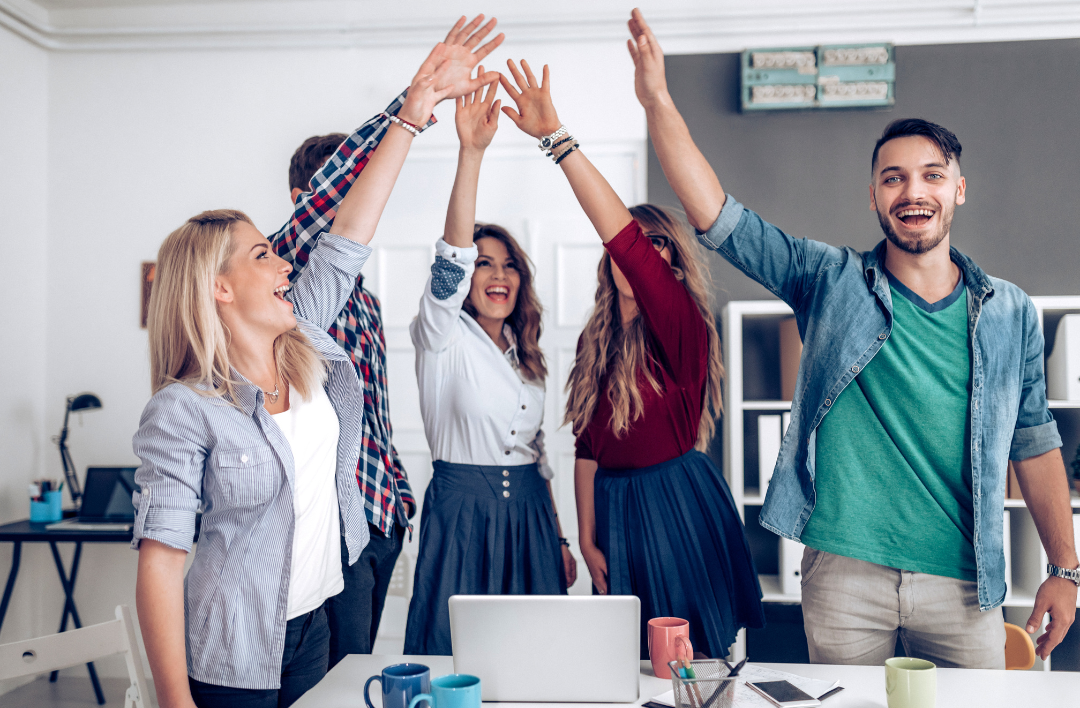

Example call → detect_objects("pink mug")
647 617 690 679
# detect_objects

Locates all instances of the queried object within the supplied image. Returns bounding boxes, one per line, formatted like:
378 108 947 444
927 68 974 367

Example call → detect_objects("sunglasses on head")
645 233 672 252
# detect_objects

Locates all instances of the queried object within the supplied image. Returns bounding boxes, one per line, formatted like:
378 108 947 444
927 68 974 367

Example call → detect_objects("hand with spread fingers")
625 7 670 110
499 59 563 139
455 69 501 153
399 14 506 126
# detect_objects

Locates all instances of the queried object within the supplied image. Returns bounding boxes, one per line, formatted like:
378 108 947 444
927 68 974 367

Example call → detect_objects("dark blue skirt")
403 461 566 655
595 450 765 659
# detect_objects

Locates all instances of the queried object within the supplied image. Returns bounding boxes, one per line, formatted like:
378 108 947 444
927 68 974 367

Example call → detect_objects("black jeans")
188 602 330 708
326 522 405 668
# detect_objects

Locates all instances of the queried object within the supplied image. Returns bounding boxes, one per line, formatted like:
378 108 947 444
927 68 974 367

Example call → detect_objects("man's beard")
876 200 954 255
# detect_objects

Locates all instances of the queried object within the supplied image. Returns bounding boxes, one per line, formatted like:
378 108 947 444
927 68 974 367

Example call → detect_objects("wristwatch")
538 125 568 151
1046 563 1080 586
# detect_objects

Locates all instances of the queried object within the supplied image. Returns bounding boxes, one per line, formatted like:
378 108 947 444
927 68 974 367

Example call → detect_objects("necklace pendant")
264 384 280 404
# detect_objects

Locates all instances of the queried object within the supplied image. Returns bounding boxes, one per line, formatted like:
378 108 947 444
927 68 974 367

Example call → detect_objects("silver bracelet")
538 125 568 152
383 112 421 138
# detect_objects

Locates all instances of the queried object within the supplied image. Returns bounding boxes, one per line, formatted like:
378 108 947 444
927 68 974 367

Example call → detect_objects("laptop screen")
81 467 139 521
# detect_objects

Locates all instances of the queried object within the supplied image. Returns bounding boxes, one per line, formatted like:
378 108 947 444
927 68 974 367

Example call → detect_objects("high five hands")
399 15 505 127
455 67 501 152
499 60 562 139
626 8 669 110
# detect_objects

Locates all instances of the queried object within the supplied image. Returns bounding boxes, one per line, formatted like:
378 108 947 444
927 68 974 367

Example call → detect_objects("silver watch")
538 125 567 151
1046 563 1080 587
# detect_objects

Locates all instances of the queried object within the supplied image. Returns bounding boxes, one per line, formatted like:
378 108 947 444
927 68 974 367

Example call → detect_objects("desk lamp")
54 392 102 507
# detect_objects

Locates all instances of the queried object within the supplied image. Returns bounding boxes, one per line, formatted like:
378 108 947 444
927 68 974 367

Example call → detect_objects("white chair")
0 604 150 708
387 551 413 599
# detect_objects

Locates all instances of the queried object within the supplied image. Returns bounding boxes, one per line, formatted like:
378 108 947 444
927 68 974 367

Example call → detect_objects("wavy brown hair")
148 209 326 403
563 204 724 449
462 223 547 383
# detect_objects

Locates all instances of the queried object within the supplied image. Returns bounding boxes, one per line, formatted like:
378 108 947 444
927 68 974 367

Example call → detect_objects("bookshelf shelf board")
1004 498 1080 508
758 574 802 603
742 400 793 411
1048 400 1080 409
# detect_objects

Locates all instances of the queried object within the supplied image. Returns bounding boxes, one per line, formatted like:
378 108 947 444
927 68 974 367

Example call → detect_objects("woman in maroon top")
501 61 764 658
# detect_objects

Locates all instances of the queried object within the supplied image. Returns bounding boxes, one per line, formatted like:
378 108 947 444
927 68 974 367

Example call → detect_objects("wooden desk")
296 654 1078 707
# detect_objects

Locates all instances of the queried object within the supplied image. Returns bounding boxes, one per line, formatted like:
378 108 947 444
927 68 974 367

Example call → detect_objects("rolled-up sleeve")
1010 295 1062 460
411 238 478 354
287 233 372 332
131 385 208 552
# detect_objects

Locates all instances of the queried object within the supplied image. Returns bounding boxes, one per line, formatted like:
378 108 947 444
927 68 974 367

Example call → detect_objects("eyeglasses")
645 233 671 252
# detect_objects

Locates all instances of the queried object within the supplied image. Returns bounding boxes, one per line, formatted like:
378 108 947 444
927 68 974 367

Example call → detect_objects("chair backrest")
0 605 150 708
387 551 412 599
1003 621 1036 670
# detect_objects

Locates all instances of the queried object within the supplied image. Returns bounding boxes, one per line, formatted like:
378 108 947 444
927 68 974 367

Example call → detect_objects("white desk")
296 654 1078 708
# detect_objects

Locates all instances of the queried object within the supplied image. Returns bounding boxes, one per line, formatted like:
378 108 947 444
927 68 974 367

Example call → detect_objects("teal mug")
407 674 481 708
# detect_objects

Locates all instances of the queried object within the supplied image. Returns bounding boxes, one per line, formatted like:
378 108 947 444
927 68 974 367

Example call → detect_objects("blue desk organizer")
30 490 64 523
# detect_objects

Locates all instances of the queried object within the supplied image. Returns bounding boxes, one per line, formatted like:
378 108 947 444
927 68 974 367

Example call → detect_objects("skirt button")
502 491 510 498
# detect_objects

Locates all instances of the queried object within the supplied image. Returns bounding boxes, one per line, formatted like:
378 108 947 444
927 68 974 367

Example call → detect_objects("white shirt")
272 385 344 619
410 238 552 477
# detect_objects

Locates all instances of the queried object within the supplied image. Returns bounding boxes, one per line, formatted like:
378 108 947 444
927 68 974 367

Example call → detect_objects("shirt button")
504 450 511 455
241 454 249 463
503 480 510 488
825 399 832 406
521 405 527 410
502 470 510 477
851 365 860 373
878 333 887 340
510 430 516 435
503 491 510 498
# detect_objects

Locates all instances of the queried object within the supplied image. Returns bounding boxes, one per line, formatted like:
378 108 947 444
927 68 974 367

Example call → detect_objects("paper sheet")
651 664 840 707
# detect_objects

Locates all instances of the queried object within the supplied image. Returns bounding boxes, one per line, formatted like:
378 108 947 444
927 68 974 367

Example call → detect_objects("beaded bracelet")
545 136 574 156
554 142 580 165
382 112 421 137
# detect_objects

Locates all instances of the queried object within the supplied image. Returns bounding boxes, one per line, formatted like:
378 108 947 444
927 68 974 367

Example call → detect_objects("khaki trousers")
800 548 1006 669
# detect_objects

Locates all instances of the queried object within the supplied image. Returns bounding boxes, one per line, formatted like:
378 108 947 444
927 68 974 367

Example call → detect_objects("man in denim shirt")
625 10 1077 667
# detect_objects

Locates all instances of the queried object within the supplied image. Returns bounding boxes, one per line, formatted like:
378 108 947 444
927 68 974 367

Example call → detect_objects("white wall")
30 32 643 678
0 19 50 694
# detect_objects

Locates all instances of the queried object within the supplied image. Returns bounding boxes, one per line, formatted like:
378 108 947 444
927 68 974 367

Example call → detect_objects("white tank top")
272 385 344 619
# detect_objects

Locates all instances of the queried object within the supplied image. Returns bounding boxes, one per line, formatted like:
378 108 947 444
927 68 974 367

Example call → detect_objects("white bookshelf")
723 296 1080 672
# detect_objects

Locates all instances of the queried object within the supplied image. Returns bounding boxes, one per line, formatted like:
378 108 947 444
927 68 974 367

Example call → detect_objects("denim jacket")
699 196 1061 610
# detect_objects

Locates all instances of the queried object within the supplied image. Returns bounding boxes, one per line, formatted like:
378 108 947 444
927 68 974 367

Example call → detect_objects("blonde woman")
131 40 500 708
501 61 764 659
404 77 577 656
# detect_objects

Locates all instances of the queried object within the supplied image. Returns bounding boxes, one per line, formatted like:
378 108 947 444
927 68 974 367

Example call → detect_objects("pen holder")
30 490 64 523
668 660 735 708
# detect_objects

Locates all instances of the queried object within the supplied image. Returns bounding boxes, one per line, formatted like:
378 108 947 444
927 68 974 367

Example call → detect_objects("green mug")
885 657 936 708
408 674 481 708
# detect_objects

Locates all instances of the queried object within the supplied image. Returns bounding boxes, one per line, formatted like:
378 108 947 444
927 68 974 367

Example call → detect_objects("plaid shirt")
269 90 432 535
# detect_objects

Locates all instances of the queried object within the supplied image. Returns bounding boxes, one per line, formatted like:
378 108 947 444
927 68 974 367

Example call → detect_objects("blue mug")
365 663 430 708
408 674 481 708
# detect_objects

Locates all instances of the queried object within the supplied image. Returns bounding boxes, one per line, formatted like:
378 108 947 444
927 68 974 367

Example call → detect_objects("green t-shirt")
800 272 977 581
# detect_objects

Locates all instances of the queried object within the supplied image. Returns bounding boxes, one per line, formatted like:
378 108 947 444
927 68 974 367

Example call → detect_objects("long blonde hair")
462 223 547 382
148 209 326 403
563 204 724 449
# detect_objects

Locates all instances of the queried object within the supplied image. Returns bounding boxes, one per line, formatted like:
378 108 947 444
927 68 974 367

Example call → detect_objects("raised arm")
412 77 499 353
626 8 724 233
271 15 505 270
500 61 631 242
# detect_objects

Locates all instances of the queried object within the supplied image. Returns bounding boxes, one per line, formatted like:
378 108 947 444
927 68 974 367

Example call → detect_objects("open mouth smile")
273 283 291 301
485 285 510 304
894 207 936 229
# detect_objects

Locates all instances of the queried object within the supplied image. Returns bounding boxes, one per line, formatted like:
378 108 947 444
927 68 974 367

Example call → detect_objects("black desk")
0 519 133 705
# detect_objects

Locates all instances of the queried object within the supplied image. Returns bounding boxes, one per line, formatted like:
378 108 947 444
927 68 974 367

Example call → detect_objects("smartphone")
746 680 821 707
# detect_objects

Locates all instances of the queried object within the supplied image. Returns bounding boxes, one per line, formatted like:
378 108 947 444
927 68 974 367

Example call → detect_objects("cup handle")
408 692 434 708
364 675 383 708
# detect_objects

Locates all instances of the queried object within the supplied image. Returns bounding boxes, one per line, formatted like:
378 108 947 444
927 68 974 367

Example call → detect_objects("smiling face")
870 135 966 255
214 220 296 338
467 236 521 326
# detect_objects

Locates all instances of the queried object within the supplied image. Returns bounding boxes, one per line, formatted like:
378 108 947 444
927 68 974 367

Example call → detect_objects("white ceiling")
4 0 1080 52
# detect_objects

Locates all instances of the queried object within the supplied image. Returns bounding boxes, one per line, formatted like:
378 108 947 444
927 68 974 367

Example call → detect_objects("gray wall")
648 39 1080 311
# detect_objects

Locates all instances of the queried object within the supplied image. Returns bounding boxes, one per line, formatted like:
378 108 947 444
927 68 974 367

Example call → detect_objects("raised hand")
455 70 501 152
626 8 669 110
399 14 505 126
499 59 562 140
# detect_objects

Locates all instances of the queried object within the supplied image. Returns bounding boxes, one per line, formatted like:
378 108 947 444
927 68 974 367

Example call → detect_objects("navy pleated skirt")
403 461 566 655
595 450 765 659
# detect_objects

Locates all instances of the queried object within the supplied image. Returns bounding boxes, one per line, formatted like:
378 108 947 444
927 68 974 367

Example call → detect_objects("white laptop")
448 595 640 703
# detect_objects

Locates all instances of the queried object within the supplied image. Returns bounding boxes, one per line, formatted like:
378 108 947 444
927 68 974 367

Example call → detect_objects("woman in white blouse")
404 76 577 655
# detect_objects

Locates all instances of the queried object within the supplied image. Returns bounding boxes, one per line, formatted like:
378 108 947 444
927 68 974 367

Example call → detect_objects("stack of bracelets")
537 125 580 165
382 112 422 137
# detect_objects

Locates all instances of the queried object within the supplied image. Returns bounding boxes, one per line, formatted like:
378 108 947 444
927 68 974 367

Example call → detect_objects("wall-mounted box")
1046 314 1080 400
742 43 895 111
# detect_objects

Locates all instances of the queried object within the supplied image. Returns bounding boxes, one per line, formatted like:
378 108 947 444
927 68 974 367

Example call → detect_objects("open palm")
455 71 501 151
